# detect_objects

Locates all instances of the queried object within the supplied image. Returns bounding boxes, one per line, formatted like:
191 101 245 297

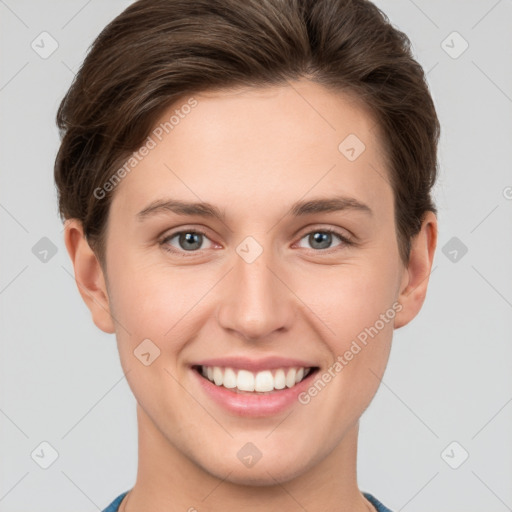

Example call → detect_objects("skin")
64 79 437 511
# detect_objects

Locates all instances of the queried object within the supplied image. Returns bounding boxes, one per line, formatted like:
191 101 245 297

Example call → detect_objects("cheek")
298 256 400 338
295 254 399 406
106 228 401 357
106 253 218 354
296 268 396 433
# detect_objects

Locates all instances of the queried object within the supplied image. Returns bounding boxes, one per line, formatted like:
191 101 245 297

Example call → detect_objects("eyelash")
159 227 355 257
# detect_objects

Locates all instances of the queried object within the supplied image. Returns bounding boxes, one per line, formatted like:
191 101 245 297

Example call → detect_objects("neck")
121 403 373 512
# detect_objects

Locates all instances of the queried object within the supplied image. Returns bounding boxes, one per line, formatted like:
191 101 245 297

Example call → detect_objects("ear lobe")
394 211 438 329
63 219 116 334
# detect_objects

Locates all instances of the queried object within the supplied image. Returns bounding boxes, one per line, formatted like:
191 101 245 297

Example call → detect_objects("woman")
54 0 439 510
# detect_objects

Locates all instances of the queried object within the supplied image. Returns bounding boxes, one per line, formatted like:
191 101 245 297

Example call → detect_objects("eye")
160 229 214 255
159 226 354 257
296 228 354 251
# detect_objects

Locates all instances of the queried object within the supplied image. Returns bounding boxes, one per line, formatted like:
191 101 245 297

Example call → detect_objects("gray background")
1 1 511 511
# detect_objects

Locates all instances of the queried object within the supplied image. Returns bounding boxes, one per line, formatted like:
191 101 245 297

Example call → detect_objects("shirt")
101 490 394 511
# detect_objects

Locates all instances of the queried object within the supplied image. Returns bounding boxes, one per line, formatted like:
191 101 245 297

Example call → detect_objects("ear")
394 211 437 329
63 219 116 334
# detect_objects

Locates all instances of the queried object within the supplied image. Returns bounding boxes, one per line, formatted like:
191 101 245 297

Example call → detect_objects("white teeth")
237 369 255 391
199 365 312 392
285 368 296 388
213 366 223 386
254 370 274 392
274 369 286 390
223 367 237 388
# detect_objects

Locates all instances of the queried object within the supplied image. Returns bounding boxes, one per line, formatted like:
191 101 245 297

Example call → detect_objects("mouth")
192 364 320 395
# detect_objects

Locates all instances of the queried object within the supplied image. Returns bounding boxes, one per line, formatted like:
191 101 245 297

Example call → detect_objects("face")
90 80 413 484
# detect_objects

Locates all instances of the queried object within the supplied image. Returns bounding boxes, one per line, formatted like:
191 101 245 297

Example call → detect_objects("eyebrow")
136 195 373 221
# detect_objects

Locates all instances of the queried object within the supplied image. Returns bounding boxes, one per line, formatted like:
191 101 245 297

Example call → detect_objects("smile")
194 365 315 394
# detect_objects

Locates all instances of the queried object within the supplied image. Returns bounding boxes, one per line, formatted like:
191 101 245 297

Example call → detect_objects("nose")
215 244 295 342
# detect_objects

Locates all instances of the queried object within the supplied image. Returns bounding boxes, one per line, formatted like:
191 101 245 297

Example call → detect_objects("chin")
202 457 309 487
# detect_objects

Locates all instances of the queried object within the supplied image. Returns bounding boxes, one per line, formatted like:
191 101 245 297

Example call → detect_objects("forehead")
110 80 392 222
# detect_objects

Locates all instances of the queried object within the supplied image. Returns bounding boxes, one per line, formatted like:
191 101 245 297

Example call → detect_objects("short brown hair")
54 0 440 266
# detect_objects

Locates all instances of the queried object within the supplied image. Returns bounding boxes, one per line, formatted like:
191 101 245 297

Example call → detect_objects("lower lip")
191 367 318 417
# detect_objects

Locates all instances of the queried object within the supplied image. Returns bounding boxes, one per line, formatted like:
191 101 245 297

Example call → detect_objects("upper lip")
192 356 318 373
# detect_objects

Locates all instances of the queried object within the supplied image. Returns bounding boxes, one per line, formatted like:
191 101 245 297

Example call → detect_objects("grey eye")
163 231 214 252
297 230 345 251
